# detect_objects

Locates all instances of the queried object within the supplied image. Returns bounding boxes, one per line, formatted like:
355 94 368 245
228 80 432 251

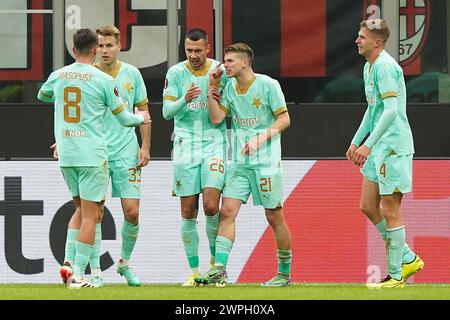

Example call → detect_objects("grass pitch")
0 283 449 300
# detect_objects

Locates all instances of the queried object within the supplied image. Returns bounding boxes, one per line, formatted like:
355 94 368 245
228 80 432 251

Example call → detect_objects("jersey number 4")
63 87 81 123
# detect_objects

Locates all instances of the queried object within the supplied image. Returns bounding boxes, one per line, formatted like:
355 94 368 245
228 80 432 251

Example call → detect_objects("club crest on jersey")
399 0 430 65
114 86 119 97
164 78 168 89
252 94 262 109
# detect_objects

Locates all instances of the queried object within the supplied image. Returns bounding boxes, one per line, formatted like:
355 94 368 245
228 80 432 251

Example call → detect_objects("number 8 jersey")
38 62 124 167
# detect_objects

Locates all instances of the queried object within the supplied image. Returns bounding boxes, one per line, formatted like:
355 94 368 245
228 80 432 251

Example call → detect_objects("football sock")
181 218 199 270
215 236 234 269
205 212 220 259
73 241 93 279
89 223 102 270
64 228 79 265
121 220 139 261
387 226 405 281
277 249 292 276
402 243 416 264
376 218 416 264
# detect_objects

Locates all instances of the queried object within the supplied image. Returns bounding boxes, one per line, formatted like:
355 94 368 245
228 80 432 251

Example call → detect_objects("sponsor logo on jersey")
62 129 87 137
188 100 208 111
232 114 259 127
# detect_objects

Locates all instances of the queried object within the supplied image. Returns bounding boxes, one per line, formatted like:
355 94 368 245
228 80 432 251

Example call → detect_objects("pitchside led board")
0 160 449 284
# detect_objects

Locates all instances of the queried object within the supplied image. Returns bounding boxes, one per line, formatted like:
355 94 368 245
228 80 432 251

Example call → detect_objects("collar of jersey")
184 59 212 77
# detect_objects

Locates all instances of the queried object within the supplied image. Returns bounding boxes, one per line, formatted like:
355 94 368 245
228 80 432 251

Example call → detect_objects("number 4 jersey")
38 62 124 167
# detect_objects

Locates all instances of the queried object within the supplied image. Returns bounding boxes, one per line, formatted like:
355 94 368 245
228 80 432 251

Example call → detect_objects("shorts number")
379 163 386 178
210 158 225 174
128 168 142 182
63 87 81 123
260 178 272 192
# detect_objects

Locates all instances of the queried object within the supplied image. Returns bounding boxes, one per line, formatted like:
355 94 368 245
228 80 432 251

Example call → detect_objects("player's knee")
203 202 219 216
219 205 237 221
181 206 197 219
380 208 400 221
264 210 283 227
380 203 400 221
360 202 376 216
124 206 139 224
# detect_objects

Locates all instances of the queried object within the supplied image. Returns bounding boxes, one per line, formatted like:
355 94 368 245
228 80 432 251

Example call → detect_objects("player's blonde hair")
224 42 254 65
96 25 121 44
360 19 390 43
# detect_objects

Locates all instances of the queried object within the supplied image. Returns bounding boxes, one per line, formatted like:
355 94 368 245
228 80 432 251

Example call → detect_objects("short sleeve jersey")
100 61 148 161
220 74 288 168
38 63 124 166
163 58 228 142
363 50 414 155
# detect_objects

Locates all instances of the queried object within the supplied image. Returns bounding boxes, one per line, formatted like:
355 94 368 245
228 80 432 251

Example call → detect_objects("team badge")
114 86 119 97
399 0 430 65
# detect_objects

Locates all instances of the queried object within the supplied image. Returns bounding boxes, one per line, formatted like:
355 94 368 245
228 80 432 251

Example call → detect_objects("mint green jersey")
99 61 148 161
163 58 227 142
356 50 414 155
220 74 288 167
38 63 125 167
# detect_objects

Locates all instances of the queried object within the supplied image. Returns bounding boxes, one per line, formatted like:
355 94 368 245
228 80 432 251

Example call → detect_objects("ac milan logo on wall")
399 0 430 65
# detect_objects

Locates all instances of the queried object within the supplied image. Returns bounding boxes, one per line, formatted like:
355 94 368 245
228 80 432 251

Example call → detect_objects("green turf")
0 283 449 300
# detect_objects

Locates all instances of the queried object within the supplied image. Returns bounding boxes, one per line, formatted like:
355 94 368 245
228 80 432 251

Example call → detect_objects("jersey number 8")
63 87 81 123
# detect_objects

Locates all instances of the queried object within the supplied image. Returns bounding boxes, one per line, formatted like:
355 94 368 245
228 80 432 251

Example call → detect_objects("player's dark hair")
73 28 98 54
185 28 208 42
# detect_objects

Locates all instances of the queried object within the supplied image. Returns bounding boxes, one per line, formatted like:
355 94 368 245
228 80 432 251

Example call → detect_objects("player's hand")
208 87 221 103
137 147 150 168
241 136 261 156
184 82 202 103
135 107 151 124
208 63 223 87
50 143 58 159
345 144 357 163
353 145 371 166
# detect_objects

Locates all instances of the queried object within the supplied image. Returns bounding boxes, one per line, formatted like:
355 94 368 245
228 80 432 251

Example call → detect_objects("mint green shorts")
223 165 284 209
361 153 413 195
60 165 109 202
109 157 141 199
172 136 227 197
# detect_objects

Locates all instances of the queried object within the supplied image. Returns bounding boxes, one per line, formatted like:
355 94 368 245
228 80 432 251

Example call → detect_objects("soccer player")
38 28 150 288
195 43 292 287
58 25 151 287
162 28 228 286
347 19 424 288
